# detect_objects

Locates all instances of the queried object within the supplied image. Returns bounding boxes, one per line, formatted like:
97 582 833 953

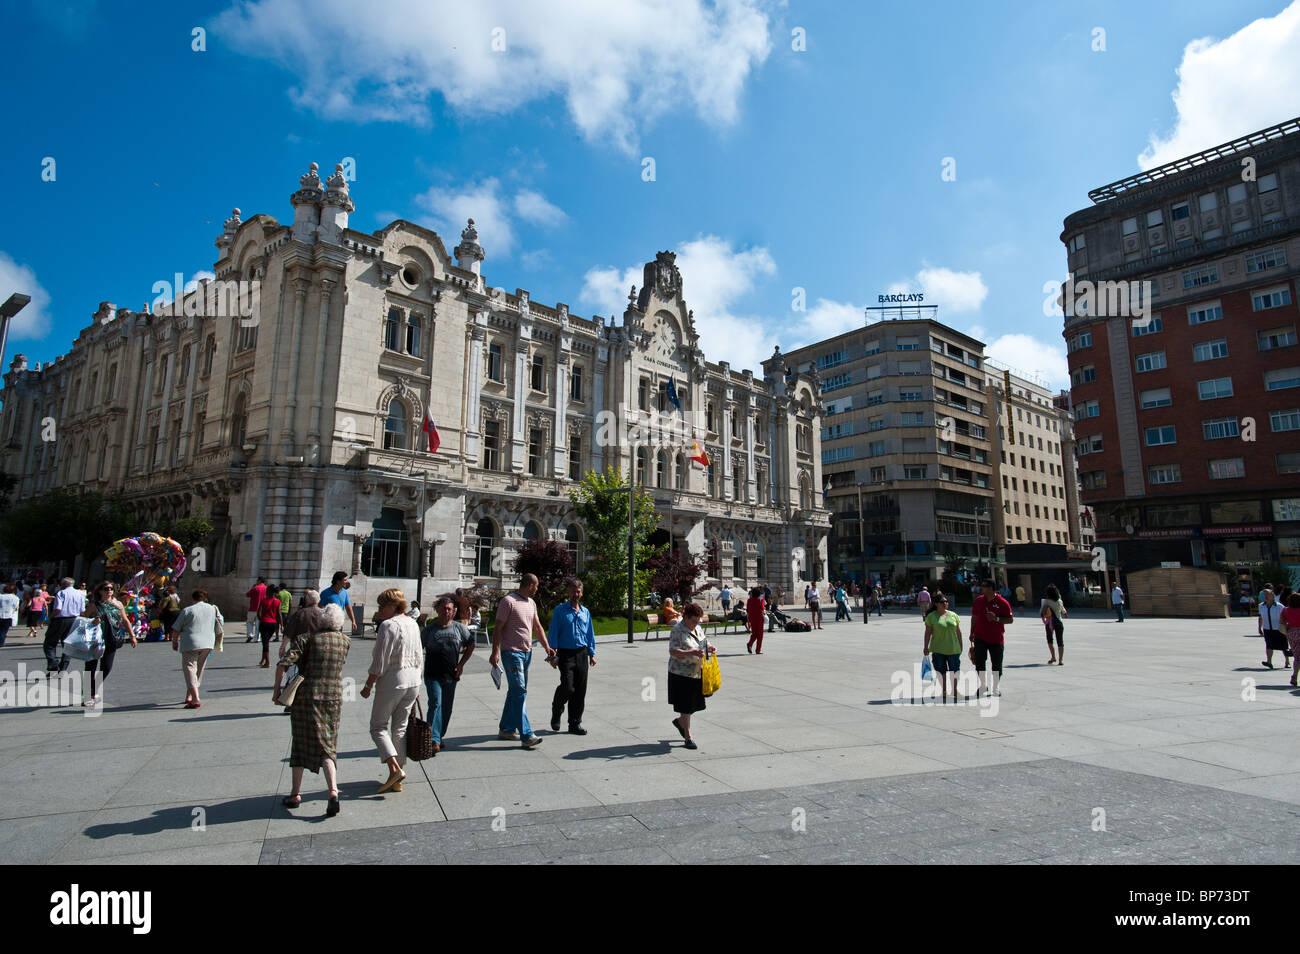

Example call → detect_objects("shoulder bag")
406 696 434 760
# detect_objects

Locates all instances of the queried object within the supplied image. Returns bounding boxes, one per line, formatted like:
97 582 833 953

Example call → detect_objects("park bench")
643 613 673 640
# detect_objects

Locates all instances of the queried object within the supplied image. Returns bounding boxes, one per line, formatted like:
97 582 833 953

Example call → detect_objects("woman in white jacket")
360 588 424 794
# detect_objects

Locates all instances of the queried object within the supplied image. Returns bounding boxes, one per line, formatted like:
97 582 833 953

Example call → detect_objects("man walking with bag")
548 578 596 735
44 577 85 673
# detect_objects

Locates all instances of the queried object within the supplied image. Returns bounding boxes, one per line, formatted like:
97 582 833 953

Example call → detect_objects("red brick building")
1059 117 1300 584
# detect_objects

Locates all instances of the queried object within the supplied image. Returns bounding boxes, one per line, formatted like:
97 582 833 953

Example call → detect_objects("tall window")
732 462 743 500
384 401 408 450
363 509 410 577
524 521 543 545
487 343 503 382
202 335 216 376
483 420 501 470
180 344 192 382
406 314 422 357
566 524 583 572
528 428 545 476
230 393 248 448
475 518 498 577
638 378 649 411
237 322 257 353
676 452 687 490
731 540 742 579
531 354 546 392
569 437 582 481
106 364 117 399
384 308 402 351
656 450 667 488
571 366 583 401
706 403 715 432
636 448 649 486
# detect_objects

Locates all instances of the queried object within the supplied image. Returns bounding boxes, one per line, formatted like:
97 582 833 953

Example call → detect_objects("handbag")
406 696 434 761
701 651 721 697
62 617 106 662
274 664 304 707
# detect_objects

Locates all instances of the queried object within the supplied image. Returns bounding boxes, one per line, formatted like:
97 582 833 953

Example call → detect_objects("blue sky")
2 0 1298 389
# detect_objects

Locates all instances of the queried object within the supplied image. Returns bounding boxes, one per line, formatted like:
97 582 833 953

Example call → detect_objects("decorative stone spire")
320 163 354 242
216 207 242 253
290 162 323 243
454 218 485 286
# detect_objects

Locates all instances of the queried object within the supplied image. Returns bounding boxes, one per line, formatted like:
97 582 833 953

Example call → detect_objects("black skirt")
1263 629 1289 652
667 671 706 714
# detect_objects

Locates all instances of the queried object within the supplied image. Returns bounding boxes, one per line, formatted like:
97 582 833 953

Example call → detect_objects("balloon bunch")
104 533 187 592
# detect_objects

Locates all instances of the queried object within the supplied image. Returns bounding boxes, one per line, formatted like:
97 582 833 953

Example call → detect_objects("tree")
646 545 715 604
0 489 134 568
568 467 664 614
510 538 574 613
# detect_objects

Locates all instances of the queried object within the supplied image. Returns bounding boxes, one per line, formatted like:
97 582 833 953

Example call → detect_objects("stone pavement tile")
796 744 957 779
1208 771 1300 805
90 840 266 865
103 762 284 809
890 737 1035 769
442 843 548 864
0 811 96 863
1068 720 1202 747
0 772 137 820
767 842 912 864
539 845 678 864
55 797 273 860
142 736 288 771
999 729 1131 759
688 751 857 790
833 715 964 746
1152 740 1295 776
264 781 447 838
629 807 741 831
1069 749 1250 787
5 745 160 784
735 725 868 751
467 821 569 850
568 760 735 804
433 771 603 820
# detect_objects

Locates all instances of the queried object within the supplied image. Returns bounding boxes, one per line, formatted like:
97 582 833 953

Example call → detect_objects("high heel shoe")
326 795 340 816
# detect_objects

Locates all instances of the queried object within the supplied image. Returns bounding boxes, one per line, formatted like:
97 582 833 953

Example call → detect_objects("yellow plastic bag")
701 652 721 697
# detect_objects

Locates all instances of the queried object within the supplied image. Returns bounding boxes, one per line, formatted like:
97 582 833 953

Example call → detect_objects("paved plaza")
2 609 1298 865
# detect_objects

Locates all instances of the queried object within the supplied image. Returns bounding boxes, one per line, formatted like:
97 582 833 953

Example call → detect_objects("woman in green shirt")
277 584 292 639
923 593 964 702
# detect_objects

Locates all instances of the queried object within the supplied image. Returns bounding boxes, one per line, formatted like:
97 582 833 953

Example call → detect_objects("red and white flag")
689 441 710 467
422 412 441 453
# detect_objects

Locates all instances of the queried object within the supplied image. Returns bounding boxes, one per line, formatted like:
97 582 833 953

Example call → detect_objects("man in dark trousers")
548 577 596 735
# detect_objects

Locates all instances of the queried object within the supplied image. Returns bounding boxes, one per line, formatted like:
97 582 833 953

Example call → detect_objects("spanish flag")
690 441 710 467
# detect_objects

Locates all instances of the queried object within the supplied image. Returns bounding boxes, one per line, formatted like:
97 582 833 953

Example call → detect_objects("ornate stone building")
0 163 829 615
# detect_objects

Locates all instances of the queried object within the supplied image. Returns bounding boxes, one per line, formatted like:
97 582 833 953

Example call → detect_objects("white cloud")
414 179 566 258
789 299 864 346
1139 1 1300 169
579 235 777 373
514 190 567 228
984 333 1069 393
887 266 988 314
0 252 53 339
212 0 773 153
518 249 554 271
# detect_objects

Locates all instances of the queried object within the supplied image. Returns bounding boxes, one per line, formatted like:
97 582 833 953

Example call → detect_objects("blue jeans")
425 677 457 745
499 649 533 737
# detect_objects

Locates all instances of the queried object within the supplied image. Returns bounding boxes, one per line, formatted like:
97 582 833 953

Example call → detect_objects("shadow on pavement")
561 741 673 760
83 794 278 839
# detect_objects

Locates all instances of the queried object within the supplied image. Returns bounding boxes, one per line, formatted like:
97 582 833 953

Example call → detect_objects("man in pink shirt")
970 578 1014 698
246 576 267 643
489 574 556 749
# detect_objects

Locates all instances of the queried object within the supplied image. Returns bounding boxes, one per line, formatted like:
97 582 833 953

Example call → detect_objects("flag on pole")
690 441 710 466
422 412 440 453
665 376 681 412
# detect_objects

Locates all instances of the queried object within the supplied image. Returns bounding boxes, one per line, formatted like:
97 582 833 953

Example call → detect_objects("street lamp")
0 293 31 379
856 482 868 623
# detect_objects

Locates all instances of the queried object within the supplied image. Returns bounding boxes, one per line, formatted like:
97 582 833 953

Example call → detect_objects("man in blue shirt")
547 577 596 735
319 571 356 633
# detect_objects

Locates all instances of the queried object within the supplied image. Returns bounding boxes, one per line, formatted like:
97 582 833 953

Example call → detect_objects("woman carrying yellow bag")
667 602 713 750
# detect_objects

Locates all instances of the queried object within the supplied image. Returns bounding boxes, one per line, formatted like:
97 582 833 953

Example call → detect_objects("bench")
643 613 673 640
702 613 747 636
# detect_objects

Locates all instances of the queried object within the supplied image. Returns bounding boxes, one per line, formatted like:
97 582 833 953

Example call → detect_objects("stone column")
553 353 568 477
282 277 310 456
511 344 527 473
465 321 485 462
310 278 335 447
722 404 733 500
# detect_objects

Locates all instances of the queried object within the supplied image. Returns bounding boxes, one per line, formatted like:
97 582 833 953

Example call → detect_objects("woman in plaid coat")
273 603 349 817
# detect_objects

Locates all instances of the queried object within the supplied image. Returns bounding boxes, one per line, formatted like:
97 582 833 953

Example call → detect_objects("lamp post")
415 470 428 609
0 293 31 382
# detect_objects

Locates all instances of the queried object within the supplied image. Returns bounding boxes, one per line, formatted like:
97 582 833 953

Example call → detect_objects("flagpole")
417 469 427 610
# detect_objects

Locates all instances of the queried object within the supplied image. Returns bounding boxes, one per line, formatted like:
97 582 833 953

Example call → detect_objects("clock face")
652 317 677 358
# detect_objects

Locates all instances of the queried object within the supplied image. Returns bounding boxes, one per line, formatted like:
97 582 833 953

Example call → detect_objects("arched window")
799 474 812 510
731 539 743 580
524 520 543 544
362 507 410 577
384 400 408 450
566 524 583 572
98 436 110 481
384 307 403 351
636 448 648 486
230 392 247 449
675 452 687 490
755 541 766 579
475 518 498 578
656 450 667 489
